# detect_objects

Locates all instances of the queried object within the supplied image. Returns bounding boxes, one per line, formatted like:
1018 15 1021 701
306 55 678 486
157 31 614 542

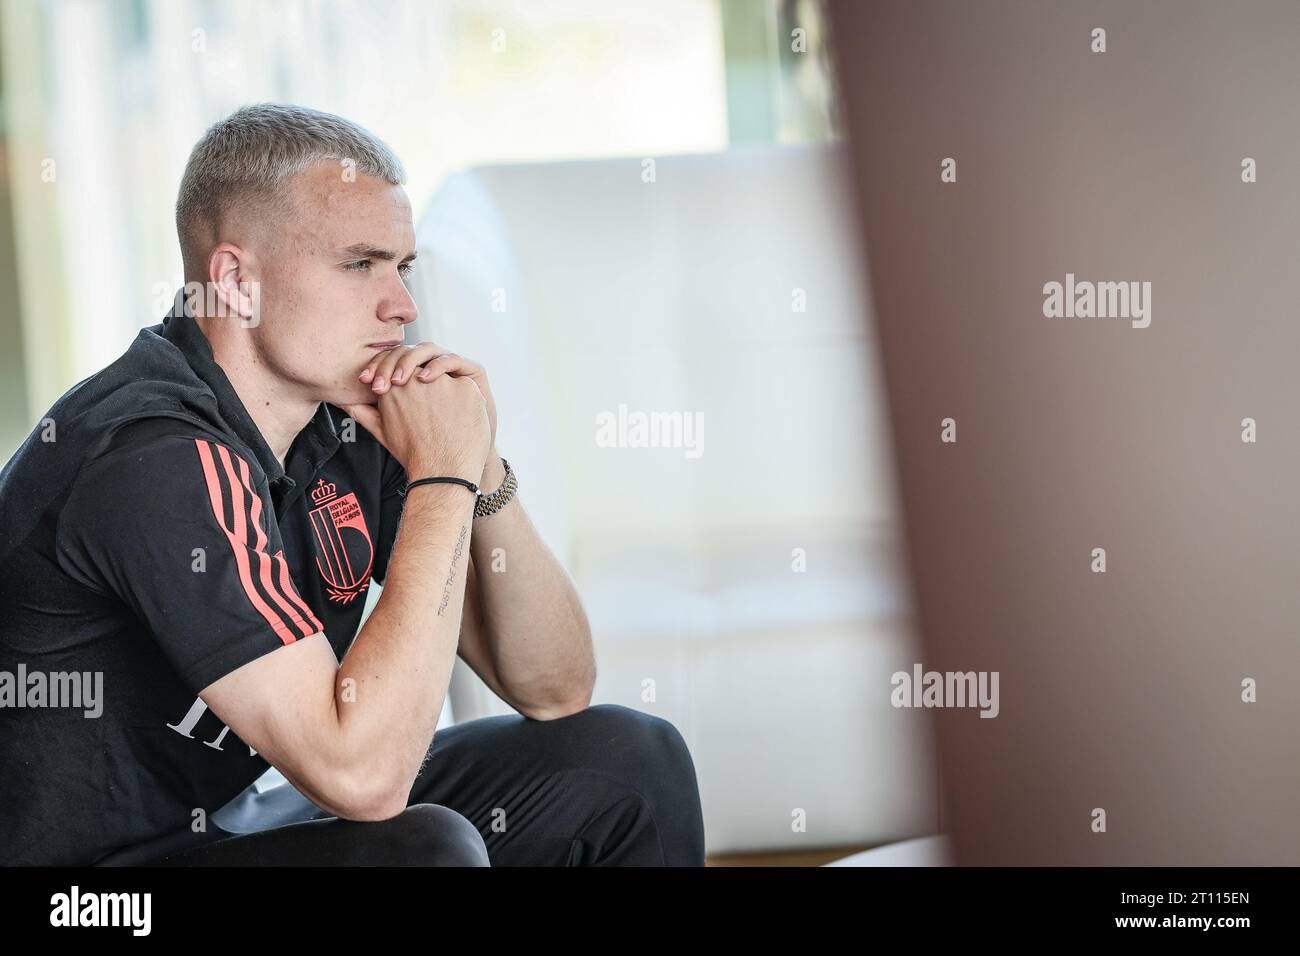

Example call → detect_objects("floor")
705 845 868 867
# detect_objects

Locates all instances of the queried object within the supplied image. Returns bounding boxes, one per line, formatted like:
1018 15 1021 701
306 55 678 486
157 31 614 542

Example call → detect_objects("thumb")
338 402 384 444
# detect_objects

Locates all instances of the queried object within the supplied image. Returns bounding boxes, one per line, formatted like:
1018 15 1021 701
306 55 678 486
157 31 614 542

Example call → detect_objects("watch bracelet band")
473 456 517 519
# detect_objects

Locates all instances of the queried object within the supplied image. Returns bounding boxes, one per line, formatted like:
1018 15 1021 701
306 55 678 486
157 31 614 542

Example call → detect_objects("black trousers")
113 703 706 866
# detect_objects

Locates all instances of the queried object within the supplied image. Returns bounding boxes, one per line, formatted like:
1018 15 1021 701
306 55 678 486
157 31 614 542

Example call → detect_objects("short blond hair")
175 102 406 264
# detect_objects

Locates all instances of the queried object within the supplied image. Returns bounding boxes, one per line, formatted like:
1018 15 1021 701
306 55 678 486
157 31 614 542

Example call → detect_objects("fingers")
415 352 480 382
388 346 440 385
362 343 483 394
359 343 414 389
360 342 441 391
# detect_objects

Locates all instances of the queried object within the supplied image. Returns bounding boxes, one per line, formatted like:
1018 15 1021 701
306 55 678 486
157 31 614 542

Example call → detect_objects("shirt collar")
159 287 341 486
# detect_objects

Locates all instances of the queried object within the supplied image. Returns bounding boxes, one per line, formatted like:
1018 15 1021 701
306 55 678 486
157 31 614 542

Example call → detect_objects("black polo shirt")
0 289 408 865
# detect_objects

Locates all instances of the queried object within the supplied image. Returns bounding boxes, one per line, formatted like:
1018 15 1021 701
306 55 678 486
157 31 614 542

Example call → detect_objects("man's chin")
322 382 380 411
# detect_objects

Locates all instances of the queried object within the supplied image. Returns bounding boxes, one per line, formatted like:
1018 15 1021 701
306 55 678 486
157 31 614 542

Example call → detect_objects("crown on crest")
311 479 337 504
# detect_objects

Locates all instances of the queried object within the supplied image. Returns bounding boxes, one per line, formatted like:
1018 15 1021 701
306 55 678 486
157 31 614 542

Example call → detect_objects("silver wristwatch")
474 456 517 519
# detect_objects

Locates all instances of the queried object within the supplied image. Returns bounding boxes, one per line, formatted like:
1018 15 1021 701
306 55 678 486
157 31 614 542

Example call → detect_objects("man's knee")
570 704 700 792
554 704 706 865
383 804 489 866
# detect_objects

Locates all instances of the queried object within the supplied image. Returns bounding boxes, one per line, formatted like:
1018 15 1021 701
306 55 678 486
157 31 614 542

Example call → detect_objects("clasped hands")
344 341 499 484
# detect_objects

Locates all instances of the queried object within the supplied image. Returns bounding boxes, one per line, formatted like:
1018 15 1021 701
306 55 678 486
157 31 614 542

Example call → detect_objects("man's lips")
368 340 403 351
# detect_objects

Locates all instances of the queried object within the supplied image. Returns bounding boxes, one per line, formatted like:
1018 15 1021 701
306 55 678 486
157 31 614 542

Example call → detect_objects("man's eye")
345 259 372 272
398 263 414 279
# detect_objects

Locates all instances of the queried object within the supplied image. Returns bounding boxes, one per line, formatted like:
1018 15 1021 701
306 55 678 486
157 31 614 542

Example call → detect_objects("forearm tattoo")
437 523 470 616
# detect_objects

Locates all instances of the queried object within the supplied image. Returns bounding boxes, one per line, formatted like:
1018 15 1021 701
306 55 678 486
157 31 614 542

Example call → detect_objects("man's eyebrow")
337 243 418 263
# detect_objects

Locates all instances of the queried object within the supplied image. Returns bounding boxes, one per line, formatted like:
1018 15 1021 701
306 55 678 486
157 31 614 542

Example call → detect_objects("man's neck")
195 316 317 471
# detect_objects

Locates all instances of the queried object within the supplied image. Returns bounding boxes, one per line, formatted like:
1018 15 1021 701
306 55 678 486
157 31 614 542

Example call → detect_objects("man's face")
246 162 418 408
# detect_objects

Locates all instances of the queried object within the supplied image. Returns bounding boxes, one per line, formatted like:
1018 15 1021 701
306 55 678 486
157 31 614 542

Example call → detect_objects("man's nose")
384 280 419 326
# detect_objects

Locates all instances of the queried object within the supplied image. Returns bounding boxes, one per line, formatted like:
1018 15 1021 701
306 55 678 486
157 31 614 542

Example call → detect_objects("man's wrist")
407 456 482 486
479 447 506 491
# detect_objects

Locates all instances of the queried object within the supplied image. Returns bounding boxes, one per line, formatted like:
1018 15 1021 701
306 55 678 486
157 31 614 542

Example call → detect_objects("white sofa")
823 835 953 866
396 143 942 856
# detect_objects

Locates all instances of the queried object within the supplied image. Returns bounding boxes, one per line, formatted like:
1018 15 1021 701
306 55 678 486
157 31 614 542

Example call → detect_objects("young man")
0 103 706 866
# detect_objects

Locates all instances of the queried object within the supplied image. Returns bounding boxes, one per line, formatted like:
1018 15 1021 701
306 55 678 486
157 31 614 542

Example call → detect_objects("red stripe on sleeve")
274 550 325 634
193 438 301 645
231 452 324 636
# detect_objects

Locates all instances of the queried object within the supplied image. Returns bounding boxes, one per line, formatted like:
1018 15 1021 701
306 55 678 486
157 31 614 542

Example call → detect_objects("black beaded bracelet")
399 475 480 498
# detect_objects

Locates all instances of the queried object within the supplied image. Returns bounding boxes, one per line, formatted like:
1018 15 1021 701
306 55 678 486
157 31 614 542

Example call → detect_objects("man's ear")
207 244 261 326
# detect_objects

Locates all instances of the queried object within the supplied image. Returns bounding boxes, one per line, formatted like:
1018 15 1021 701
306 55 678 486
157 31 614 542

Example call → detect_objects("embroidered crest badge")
308 478 374 604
